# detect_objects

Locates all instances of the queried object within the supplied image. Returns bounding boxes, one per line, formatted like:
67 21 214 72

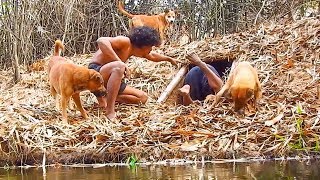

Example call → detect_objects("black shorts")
88 62 127 95
88 62 102 72
184 64 221 101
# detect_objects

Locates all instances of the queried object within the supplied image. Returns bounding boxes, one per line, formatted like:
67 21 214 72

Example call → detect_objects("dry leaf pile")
0 17 319 166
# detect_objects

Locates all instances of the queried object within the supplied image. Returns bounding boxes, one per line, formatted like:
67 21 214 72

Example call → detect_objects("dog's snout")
101 90 107 97
167 17 175 23
99 85 107 94
95 89 107 97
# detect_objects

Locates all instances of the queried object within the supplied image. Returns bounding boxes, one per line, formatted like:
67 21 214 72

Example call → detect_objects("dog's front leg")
72 93 88 119
253 85 262 110
211 84 229 109
159 28 166 45
61 94 70 124
252 92 259 111
253 98 257 110
255 80 262 100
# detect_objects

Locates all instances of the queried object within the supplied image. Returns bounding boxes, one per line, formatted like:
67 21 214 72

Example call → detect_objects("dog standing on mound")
48 40 106 123
118 1 175 43
212 61 262 112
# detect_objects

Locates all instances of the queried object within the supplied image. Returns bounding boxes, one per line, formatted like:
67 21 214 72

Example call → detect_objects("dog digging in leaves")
48 40 106 123
212 61 262 112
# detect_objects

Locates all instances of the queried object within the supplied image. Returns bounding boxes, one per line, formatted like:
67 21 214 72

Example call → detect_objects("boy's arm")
186 52 223 92
96 36 131 77
197 61 223 92
96 36 125 62
144 52 178 66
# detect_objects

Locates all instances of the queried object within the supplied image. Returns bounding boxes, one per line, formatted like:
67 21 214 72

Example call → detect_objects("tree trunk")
12 0 20 83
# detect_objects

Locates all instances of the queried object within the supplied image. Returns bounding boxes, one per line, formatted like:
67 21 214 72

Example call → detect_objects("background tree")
0 0 318 82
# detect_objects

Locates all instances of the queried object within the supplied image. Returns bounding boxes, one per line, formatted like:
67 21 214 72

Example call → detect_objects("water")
0 160 319 180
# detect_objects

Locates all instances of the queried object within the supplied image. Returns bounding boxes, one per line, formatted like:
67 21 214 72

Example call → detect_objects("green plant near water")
289 117 304 150
288 104 305 150
127 155 138 168
274 104 309 150
289 104 320 151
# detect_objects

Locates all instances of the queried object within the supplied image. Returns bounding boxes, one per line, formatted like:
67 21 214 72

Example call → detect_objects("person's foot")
178 85 193 106
186 52 203 65
106 109 117 121
178 85 191 96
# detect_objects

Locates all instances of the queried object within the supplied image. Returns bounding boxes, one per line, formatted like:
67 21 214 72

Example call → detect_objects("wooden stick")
157 66 188 103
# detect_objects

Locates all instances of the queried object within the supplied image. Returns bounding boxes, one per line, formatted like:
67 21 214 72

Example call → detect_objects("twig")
254 0 267 25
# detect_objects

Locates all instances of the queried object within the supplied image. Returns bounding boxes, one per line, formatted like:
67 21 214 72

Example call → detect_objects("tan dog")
48 40 106 123
118 1 175 42
212 61 262 112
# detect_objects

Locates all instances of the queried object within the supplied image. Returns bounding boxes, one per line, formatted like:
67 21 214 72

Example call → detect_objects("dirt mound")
0 17 319 166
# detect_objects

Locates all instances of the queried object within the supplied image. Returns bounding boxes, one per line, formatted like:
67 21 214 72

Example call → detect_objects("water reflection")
0 160 319 180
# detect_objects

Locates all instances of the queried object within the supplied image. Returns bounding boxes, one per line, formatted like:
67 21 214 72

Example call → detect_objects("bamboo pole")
157 66 188 103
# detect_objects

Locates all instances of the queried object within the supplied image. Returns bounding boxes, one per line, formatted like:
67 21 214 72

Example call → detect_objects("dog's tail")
54 40 64 56
118 1 134 19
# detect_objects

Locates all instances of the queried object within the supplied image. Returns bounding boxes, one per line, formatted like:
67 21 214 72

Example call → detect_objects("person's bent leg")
99 61 126 120
116 86 148 104
178 67 204 105
178 84 193 106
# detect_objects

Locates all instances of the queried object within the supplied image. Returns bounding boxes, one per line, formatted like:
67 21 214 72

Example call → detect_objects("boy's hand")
169 58 180 67
124 64 131 78
186 52 203 66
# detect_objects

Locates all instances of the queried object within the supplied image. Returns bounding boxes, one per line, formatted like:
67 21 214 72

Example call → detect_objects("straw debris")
0 17 319 166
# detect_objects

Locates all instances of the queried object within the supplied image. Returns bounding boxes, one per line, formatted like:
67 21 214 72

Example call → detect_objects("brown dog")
118 1 175 42
212 61 262 112
48 40 106 123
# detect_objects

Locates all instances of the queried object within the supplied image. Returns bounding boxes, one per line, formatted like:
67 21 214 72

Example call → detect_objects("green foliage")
296 104 303 115
274 104 309 150
274 134 285 142
314 137 319 151
288 104 305 150
126 154 138 168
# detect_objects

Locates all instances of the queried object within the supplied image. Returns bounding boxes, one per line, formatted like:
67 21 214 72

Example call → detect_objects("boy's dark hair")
128 26 161 48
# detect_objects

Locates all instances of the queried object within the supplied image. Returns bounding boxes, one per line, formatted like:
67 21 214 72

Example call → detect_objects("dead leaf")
180 141 200 151
265 113 284 126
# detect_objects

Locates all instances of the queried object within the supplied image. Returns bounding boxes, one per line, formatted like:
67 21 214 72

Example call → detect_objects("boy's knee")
111 62 126 75
112 67 125 75
113 61 126 67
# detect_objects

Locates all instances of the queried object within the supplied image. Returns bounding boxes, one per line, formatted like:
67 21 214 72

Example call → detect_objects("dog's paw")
82 113 88 119
62 118 69 124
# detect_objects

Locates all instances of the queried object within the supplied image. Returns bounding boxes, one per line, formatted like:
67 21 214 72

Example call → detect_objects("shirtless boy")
89 26 178 120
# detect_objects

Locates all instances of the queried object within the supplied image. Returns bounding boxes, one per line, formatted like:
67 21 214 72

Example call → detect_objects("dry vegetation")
0 16 319 166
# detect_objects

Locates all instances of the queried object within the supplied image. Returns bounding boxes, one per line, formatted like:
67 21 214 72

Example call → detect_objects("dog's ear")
164 8 169 13
91 73 104 84
174 10 181 17
246 88 254 99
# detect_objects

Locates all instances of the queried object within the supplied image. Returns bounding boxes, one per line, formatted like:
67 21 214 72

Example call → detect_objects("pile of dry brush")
0 16 319 166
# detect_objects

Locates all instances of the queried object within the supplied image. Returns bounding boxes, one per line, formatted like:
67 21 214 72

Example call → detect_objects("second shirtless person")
89 26 178 120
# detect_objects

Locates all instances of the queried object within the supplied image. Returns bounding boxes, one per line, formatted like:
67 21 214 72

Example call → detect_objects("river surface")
0 160 319 180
